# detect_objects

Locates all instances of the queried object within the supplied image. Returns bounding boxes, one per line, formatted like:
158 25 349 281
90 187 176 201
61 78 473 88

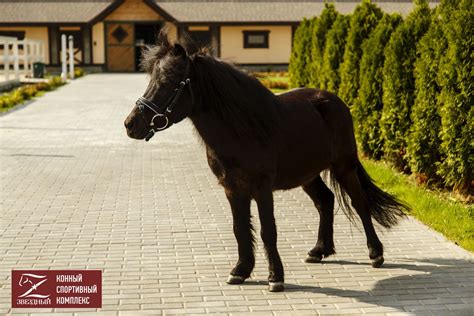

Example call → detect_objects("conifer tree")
437 0 473 191
380 0 431 170
320 15 350 93
353 13 402 159
308 3 338 88
338 0 382 105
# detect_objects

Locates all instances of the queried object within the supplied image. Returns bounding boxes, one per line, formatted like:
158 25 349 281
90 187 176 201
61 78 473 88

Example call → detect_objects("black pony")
124 32 408 292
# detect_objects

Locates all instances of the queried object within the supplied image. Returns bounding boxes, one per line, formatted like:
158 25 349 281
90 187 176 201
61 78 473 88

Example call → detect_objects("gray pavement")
1 74 473 315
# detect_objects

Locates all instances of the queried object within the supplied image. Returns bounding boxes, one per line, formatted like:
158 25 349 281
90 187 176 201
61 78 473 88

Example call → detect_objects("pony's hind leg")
334 168 384 268
302 176 336 263
225 191 256 284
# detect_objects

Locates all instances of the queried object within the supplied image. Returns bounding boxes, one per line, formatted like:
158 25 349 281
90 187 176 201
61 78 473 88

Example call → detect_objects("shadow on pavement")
285 258 473 313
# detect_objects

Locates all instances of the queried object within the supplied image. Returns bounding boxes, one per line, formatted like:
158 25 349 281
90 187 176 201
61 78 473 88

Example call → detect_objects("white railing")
0 36 45 81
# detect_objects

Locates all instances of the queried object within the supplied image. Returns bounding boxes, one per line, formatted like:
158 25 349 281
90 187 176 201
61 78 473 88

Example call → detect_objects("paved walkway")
1 74 473 315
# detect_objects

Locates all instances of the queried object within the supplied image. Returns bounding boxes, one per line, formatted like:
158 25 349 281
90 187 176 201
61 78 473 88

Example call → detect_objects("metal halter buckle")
150 113 169 131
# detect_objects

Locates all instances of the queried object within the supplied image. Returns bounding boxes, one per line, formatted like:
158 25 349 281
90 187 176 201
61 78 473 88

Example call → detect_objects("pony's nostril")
125 119 133 130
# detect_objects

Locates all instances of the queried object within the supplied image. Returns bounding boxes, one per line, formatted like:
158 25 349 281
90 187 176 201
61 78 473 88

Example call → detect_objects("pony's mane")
191 54 282 144
141 32 282 144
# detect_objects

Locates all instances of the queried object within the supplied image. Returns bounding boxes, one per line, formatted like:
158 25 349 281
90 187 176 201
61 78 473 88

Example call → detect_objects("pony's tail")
329 161 409 229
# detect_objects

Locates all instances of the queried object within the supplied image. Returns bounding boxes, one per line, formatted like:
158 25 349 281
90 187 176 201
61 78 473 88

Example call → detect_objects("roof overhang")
0 1 122 25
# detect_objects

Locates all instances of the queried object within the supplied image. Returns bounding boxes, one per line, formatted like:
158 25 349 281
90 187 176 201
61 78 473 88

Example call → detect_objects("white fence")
0 36 45 81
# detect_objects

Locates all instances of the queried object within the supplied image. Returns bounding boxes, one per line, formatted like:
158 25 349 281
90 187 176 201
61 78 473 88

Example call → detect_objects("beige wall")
0 26 49 64
105 0 161 21
220 25 292 64
165 22 177 43
92 22 105 64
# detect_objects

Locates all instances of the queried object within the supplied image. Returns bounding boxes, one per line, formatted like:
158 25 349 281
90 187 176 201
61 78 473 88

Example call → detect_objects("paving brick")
1 74 473 315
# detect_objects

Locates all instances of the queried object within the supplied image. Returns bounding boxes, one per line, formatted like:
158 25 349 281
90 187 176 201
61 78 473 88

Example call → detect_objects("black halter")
136 65 194 141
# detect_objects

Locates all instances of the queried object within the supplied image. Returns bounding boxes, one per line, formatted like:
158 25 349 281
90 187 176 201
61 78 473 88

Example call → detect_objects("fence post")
13 41 19 80
4 39 10 81
68 35 74 79
61 34 67 81
39 41 44 62
29 41 34 77
23 39 29 77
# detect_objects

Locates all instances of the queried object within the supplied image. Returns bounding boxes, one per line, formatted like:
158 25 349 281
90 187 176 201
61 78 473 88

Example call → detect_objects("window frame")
242 30 270 49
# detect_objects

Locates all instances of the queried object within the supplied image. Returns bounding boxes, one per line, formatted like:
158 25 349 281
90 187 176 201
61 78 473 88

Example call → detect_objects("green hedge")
380 0 431 170
407 10 447 185
288 0 472 194
319 14 350 93
437 0 473 191
289 18 313 88
308 3 338 88
353 13 402 159
338 0 382 106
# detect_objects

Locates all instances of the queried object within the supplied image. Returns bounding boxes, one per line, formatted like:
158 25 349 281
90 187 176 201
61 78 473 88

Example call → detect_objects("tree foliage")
380 0 431 170
338 0 382 106
353 13 402 159
308 3 338 88
289 18 313 88
320 14 350 93
287 0 472 193
407 11 447 184
437 0 473 191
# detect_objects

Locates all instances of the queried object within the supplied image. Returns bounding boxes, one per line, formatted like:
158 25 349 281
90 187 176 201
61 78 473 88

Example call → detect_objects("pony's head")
124 30 198 141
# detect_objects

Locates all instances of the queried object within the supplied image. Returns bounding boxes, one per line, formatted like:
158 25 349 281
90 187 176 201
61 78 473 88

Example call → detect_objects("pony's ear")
172 43 187 58
156 28 170 48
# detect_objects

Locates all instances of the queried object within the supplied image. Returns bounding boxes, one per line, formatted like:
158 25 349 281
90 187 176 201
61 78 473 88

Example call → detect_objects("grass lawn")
362 158 473 252
254 72 289 94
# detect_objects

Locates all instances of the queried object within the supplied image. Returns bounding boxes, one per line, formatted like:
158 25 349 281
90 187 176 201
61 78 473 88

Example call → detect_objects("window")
0 31 25 40
243 31 269 48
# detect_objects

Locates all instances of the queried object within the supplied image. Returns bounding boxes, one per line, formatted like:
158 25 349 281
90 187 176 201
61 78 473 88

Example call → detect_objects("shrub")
407 9 448 185
437 0 473 192
253 71 287 78
259 79 289 90
308 3 338 88
380 0 431 170
289 18 314 88
74 67 85 78
338 0 382 106
320 14 351 93
49 76 65 88
0 76 65 112
353 13 402 159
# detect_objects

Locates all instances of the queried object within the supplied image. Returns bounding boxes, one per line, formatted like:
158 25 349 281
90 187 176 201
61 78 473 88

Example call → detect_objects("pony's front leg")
225 191 255 285
255 186 285 292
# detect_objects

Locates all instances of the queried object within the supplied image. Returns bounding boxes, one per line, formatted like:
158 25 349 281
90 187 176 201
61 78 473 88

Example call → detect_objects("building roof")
0 0 440 25
155 1 439 23
0 0 117 24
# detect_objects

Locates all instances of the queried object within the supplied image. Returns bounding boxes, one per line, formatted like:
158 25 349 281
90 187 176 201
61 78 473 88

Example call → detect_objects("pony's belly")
274 171 321 190
274 153 330 190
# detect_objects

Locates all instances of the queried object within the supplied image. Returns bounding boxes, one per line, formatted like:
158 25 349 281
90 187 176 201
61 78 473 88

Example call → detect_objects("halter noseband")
136 63 194 141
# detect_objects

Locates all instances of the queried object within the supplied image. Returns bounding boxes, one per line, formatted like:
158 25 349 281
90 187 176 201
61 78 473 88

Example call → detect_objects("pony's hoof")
226 275 246 284
371 255 384 268
269 282 285 292
305 254 323 263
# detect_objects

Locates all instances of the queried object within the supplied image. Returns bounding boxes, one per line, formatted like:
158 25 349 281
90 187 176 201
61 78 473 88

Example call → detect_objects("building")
0 0 438 72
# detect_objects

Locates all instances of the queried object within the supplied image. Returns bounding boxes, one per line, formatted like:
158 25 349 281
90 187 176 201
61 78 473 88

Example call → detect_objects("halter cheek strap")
136 77 194 141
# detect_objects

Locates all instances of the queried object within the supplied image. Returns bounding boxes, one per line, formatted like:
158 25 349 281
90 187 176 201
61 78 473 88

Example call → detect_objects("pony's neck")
188 55 281 151
189 112 242 152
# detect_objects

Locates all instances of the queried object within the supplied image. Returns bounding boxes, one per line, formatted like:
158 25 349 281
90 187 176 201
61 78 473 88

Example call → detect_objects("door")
106 22 134 71
134 23 162 71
